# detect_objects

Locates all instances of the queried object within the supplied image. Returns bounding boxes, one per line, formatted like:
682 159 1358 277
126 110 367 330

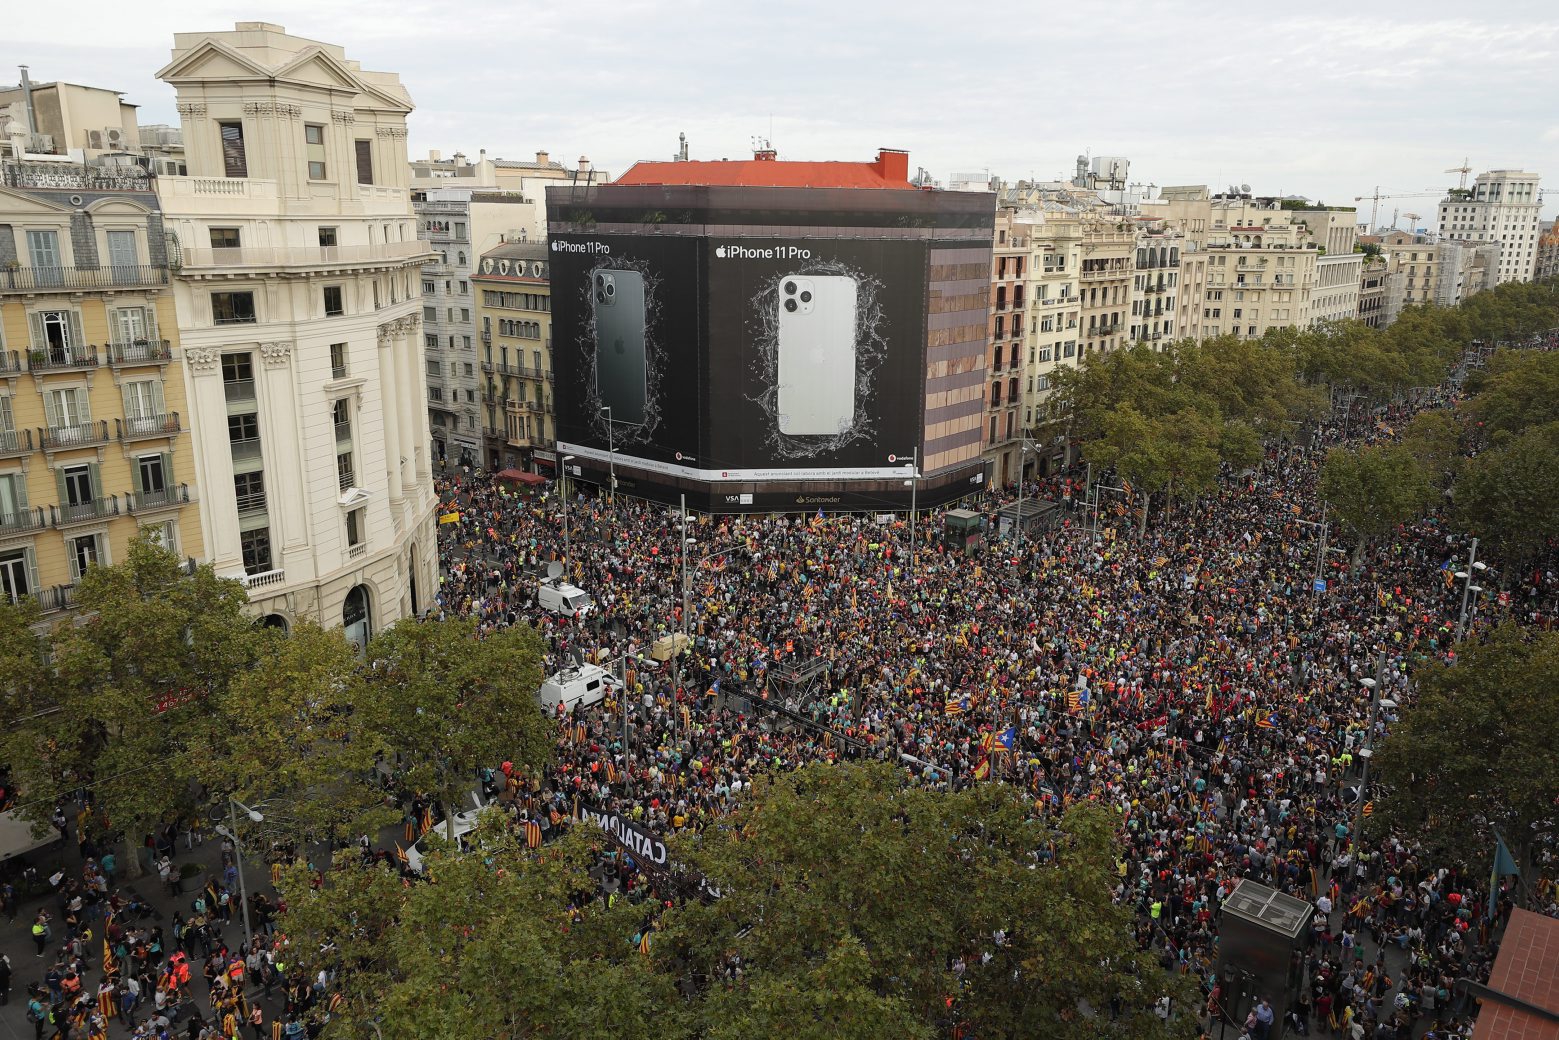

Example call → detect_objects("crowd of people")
422 345 1556 1040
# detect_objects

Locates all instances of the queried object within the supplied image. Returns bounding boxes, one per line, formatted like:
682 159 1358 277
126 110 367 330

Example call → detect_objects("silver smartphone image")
776 275 858 436
592 269 648 426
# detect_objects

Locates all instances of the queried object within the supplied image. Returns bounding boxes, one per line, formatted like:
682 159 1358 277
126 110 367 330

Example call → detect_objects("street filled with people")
5 340 1555 1040
423 353 1555 1040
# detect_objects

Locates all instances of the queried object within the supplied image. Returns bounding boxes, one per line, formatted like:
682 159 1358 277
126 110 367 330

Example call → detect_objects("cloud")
7 0 1558 218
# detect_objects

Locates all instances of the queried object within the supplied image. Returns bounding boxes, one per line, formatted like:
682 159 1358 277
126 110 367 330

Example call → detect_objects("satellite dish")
546 561 564 580
570 648 585 669
1241 183 1251 194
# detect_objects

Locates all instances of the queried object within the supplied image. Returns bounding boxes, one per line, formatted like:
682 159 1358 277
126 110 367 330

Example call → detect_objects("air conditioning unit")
104 127 125 150
85 129 104 150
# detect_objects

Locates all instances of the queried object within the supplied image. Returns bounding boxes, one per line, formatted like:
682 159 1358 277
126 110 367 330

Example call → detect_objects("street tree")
1318 443 1437 569
362 616 551 838
198 621 394 852
665 762 1196 1040
1371 625 1559 895
2 533 259 874
1452 422 1559 570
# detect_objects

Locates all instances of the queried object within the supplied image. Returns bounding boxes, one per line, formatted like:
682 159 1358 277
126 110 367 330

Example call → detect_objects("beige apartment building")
1536 219 1559 282
983 211 1027 485
1358 254 1388 328
1287 207 1360 326
1129 224 1182 345
1438 169 1543 284
0 74 142 159
472 240 554 473
1078 218 1134 354
0 162 203 614
155 21 437 643
1378 232 1438 323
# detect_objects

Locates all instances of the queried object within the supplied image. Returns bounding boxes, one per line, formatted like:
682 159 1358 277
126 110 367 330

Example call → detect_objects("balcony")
160 175 410 217
108 340 174 366
0 429 33 458
127 483 190 513
1080 266 1129 281
235 490 267 514
31 585 77 614
40 421 110 450
338 469 356 492
177 241 431 272
480 360 495 373
348 543 367 560
238 568 287 590
0 265 170 294
117 413 181 442
28 345 100 373
0 506 46 534
53 496 120 526
0 351 19 374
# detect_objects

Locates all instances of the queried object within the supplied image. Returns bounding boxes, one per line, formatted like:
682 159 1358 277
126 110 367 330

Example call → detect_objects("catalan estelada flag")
945 696 968 717
1256 713 1277 729
997 726 1016 752
103 938 117 978
525 820 542 849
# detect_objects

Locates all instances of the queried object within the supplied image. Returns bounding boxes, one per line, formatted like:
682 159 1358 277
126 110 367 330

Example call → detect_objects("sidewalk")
0 826 290 1039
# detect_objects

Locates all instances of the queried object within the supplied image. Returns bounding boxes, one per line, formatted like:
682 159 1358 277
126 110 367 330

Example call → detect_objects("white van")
404 794 489 874
537 663 619 713
537 579 594 617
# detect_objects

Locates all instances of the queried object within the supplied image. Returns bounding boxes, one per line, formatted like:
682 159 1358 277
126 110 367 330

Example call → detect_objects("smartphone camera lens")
784 281 797 295
595 274 605 288
800 290 812 303
784 299 799 313
604 281 616 298
596 291 607 304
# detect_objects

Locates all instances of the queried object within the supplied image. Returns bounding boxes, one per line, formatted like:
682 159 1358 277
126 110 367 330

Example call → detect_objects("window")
122 379 166 434
428 387 443 402
330 342 348 380
426 359 440 377
228 413 261 458
212 291 256 325
68 534 101 581
136 454 168 496
209 227 241 250
422 280 436 295
0 472 27 525
462 335 473 350
336 451 355 491
346 507 364 547
304 124 327 179
240 528 272 576
234 471 266 513
0 547 33 604
454 222 466 239
33 309 79 352
423 306 437 323
463 363 473 377
44 386 89 432
219 122 247 178
354 139 374 185
318 226 339 248
333 399 352 443
424 334 438 350
61 463 94 509
323 286 344 317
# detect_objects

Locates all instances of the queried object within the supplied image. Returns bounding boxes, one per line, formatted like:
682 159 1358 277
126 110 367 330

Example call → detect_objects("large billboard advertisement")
550 232 929 482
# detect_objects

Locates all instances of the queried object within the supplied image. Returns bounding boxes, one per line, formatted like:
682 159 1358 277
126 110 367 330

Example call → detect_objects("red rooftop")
614 147 914 190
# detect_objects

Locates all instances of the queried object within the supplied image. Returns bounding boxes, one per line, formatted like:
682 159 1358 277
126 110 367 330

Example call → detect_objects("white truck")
537 662 620 713
537 579 594 617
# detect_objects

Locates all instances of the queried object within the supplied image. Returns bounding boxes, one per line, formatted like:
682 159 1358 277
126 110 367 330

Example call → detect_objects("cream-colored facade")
473 241 554 472
1536 219 1559 283
1129 225 1182 345
1078 219 1134 354
982 211 1028 485
1437 170 1542 284
1434 239 1499 308
0 164 203 615
1358 254 1388 328
1378 232 1438 323
0 78 141 159
156 21 437 644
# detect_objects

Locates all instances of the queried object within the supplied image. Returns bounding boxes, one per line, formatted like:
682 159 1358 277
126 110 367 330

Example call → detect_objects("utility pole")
560 454 575 566
677 493 689 743
1295 501 1329 601
601 406 615 505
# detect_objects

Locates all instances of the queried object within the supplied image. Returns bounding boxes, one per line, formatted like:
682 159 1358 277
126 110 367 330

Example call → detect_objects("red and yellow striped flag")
525 820 542 849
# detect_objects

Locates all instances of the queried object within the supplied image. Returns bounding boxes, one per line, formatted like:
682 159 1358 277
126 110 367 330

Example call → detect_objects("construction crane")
1354 187 1444 233
1400 212 1422 233
1446 157 1472 191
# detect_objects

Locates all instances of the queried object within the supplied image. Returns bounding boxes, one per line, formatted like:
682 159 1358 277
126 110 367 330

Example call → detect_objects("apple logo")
715 246 727 258
551 240 561 251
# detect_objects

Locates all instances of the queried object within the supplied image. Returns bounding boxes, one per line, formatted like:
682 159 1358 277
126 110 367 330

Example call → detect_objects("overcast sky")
10 0 1559 225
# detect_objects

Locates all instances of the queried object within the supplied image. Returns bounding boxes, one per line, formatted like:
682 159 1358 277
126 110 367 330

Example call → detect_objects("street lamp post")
1294 502 1331 601
1352 654 1395 847
677 493 691 743
600 406 615 505
560 454 576 567
1453 537 1487 643
224 796 264 949
895 447 919 573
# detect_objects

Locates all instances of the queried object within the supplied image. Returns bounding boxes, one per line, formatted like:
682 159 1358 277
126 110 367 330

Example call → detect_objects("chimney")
875 148 909 184
17 66 37 136
479 148 486 162
578 155 591 172
428 148 442 162
452 151 466 165
535 149 549 165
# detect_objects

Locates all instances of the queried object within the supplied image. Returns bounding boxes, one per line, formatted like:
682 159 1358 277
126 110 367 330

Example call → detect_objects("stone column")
259 341 309 556
393 316 419 493
376 321 404 505
183 346 242 572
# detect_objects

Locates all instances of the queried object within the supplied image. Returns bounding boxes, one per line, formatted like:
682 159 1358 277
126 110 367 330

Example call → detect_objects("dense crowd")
425 363 1556 1039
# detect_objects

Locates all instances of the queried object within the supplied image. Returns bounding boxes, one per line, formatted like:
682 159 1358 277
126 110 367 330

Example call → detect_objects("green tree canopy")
1318 442 1438 567
1371 625 1559 893
362 616 552 837
1452 422 1559 569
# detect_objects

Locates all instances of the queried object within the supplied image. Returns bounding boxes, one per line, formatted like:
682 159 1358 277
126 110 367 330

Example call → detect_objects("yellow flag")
438 511 461 525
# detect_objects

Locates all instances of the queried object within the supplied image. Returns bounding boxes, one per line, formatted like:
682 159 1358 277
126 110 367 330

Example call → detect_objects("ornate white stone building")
155 22 436 645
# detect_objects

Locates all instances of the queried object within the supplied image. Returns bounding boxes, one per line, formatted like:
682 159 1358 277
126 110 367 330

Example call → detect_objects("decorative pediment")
271 47 412 113
0 186 73 216
82 197 154 216
156 39 274 84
